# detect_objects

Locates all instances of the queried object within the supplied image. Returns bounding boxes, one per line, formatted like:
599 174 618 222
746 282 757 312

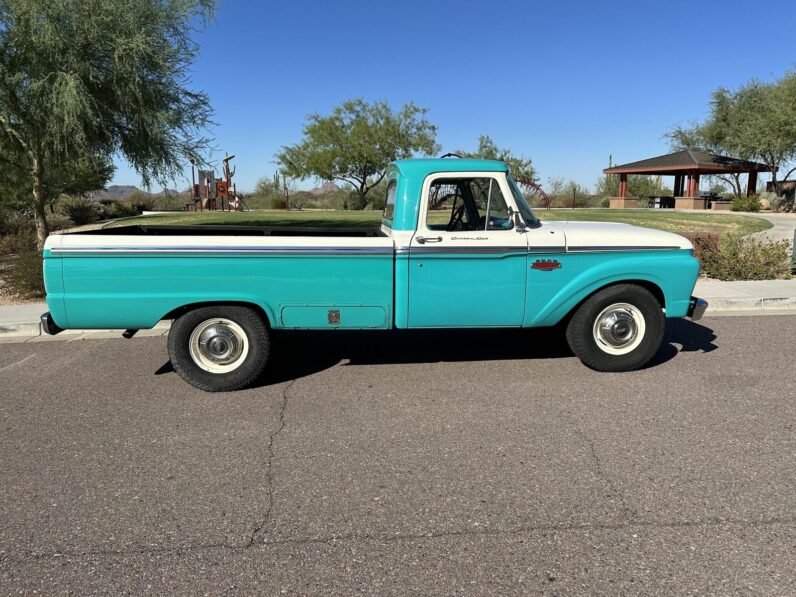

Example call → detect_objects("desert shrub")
1 213 71 239
268 196 287 209
680 233 720 262
47 213 73 231
7 245 45 297
344 192 368 210
149 195 186 211
769 193 795 213
314 190 348 210
0 213 34 236
0 228 37 256
699 235 791 280
106 201 140 219
366 193 386 210
59 197 100 225
127 195 156 214
289 191 314 210
731 194 762 212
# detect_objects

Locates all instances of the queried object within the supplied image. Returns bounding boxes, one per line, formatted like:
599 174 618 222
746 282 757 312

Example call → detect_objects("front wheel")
566 284 665 372
168 305 270 392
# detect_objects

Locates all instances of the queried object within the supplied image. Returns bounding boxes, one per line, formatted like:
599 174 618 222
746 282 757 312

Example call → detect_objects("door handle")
416 236 442 244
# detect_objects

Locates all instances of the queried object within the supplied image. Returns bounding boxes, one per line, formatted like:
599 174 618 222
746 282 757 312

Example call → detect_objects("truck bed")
44 225 395 331
73 224 386 237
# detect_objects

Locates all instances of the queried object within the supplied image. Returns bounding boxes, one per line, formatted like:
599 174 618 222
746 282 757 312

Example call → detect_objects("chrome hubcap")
592 303 646 355
189 318 249 373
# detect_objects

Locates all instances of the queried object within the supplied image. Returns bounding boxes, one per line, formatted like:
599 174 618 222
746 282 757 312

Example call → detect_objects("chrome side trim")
52 244 684 257
51 246 395 256
404 245 677 255
567 245 682 253
409 246 528 255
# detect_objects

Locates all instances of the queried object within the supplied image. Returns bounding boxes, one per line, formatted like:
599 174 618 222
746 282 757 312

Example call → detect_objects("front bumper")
687 297 708 321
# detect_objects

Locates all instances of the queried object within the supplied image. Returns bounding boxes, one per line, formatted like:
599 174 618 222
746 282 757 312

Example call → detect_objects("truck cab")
384 159 699 330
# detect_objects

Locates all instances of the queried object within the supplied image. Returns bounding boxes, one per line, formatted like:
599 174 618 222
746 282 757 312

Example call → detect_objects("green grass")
105 208 773 237
538 209 772 237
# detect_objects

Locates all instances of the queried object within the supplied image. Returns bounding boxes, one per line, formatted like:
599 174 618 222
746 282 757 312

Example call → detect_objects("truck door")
407 172 528 327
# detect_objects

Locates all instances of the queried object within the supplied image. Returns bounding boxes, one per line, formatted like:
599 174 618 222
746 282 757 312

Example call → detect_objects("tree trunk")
732 174 742 199
767 154 780 194
32 154 49 248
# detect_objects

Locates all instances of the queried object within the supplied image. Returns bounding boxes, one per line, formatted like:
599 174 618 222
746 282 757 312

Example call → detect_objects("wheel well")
162 301 271 327
560 280 666 326
626 280 665 309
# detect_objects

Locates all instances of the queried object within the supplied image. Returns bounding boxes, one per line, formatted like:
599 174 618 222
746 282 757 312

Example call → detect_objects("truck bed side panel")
48 236 395 330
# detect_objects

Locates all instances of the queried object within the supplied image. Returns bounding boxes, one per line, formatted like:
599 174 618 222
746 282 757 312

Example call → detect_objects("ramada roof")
603 150 769 175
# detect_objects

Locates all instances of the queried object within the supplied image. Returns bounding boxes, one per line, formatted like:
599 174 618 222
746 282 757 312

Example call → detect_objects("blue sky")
111 0 795 193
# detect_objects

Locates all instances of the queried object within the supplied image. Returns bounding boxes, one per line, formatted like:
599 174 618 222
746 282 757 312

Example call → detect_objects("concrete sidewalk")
1 278 794 340
0 302 170 340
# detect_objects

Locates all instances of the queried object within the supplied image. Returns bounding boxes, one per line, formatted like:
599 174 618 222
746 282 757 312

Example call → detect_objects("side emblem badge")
532 259 561 271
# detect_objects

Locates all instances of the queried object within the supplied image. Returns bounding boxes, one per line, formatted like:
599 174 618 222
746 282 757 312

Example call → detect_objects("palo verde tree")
276 99 438 209
0 0 215 246
0 146 114 216
667 71 796 195
459 135 537 183
665 125 747 198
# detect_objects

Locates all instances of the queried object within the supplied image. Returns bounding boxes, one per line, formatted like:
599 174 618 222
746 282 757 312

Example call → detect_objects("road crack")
245 378 295 547
4 516 793 564
570 424 639 521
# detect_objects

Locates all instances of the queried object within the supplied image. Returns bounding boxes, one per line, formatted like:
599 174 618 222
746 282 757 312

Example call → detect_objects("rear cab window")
382 179 397 225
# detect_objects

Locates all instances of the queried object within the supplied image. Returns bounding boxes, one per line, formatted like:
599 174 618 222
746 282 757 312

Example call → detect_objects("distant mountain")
309 181 340 196
88 186 181 201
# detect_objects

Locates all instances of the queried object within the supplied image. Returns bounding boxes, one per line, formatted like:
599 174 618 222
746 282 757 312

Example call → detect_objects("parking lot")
1 315 794 594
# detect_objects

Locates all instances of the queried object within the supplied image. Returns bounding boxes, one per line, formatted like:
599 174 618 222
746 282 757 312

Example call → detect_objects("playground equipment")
513 176 552 210
187 154 245 211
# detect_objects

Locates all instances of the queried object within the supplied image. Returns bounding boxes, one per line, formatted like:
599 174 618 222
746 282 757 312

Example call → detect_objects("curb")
705 297 796 312
0 322 43 337
0 320 171 341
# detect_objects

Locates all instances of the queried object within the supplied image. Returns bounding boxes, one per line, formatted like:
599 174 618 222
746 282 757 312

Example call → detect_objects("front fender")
524 250 699 327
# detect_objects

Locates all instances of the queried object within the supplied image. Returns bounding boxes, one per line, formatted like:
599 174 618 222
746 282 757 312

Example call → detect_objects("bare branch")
781 165 796 181
0 114 30 154
364 170 387 194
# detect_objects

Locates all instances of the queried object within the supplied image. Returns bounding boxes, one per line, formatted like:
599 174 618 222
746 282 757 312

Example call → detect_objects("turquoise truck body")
42 158 701 334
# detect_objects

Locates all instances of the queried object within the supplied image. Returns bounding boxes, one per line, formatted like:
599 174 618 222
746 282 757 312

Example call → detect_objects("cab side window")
426 177 512 231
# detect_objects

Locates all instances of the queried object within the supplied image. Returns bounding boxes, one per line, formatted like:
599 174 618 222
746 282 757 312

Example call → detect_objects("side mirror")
510 208 526 231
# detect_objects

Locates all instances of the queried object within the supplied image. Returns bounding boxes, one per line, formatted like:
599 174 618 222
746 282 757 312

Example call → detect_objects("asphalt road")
1 315 794 594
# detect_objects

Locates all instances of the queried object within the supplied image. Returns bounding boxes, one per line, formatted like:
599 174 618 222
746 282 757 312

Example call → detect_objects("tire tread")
168 306 269 392
566 284 665 372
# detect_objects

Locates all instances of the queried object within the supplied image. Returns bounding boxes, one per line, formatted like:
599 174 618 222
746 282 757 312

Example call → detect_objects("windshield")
507 175 540 227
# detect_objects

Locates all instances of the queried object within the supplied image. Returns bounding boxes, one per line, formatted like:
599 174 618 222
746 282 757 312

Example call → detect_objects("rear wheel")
566 284 664 372
168 305 269 392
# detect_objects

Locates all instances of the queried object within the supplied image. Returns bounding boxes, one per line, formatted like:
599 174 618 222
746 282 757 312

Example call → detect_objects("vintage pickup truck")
42 158 707 391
